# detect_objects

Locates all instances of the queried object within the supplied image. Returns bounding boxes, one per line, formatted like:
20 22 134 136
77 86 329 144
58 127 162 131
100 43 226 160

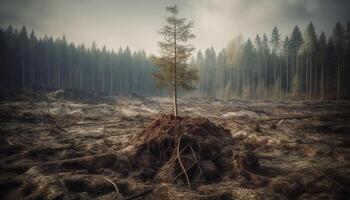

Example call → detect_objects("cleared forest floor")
0 89 349 199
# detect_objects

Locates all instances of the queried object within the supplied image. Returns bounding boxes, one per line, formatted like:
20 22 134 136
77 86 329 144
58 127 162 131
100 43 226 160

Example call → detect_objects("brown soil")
130 115 238 186
0 89 350 199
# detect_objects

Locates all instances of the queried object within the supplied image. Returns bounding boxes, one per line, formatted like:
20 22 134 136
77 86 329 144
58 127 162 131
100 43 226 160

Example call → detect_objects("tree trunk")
337 56 341 99
286 52 289 95
321 63 324 99
173 12 178 117
22 60 25 87
310 51 312 99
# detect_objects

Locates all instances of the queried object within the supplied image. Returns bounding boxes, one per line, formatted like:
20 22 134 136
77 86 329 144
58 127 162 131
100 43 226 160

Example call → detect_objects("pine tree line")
0 26 158 96
1 21 350 100
192 21 350 100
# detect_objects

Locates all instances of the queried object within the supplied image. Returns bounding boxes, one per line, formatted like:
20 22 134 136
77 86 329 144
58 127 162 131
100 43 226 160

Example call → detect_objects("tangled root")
128 114 245 188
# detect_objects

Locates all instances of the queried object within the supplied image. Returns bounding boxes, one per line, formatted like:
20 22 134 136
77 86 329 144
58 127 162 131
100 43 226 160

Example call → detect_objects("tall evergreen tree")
289 25 303 96
303 22 318 98
333 22 345 99
255 35 263 98
318 32 327 98
283 36 290 93
270 26 281 93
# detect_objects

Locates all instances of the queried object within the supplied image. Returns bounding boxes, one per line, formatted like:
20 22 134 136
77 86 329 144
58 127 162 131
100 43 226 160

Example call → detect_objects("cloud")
190 0 349 52
0 0 349 54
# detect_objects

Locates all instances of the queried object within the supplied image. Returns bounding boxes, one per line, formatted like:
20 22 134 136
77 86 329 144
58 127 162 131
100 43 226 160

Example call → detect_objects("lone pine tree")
152 5 198 117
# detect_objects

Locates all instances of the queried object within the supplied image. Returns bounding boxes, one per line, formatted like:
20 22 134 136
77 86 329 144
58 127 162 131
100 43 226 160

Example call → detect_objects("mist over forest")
0 20 349 99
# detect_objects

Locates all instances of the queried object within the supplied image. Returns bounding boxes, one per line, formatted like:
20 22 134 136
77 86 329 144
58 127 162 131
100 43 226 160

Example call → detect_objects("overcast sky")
0 0 349 54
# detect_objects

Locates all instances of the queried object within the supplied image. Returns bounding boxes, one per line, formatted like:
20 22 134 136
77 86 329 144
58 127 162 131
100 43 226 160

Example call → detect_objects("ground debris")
0 89 349 199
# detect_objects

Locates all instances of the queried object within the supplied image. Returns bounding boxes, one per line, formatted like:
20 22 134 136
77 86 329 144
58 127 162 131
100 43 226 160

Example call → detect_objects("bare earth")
0 89 349 199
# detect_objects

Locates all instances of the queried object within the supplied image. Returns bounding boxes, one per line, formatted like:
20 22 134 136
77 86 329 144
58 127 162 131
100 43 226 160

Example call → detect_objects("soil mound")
128 114 257 189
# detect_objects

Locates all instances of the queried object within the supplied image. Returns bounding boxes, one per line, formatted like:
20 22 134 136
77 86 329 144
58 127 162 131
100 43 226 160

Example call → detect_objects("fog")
0 0 349 54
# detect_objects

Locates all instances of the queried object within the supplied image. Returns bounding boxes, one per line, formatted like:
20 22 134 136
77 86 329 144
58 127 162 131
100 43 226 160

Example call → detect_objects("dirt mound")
127 114 260 190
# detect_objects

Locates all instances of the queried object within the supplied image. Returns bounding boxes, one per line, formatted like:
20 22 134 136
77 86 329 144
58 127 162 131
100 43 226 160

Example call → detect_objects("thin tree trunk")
286 52 289 95
337 56 341 99
69 64 72 89
310 51 312 99
173 12 178 117
22 60 25 87
265 56 267 99
321 63 324 99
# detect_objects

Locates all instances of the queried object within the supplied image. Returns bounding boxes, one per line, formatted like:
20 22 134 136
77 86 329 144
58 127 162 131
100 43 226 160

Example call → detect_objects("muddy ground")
0 89 349 199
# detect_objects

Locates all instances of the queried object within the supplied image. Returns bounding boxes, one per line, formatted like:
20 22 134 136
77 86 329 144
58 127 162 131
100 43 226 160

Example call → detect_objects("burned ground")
0 89 349 199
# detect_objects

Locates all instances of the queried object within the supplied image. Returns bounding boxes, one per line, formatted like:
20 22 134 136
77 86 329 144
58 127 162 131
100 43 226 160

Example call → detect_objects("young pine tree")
152 5 198 117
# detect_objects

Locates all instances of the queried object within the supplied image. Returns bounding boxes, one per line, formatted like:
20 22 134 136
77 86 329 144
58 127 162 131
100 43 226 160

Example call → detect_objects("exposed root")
130 114 237 187
189 145 203 179
103 177 120 198
171 162 197 184
177 136 192 189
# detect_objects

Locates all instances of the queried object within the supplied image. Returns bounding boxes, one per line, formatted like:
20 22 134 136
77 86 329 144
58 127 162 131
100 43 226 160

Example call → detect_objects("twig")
177 135 191 189
55 124 69 133
276 119 284 126
164 144 189 170
103 177 119 199
126 157 133 170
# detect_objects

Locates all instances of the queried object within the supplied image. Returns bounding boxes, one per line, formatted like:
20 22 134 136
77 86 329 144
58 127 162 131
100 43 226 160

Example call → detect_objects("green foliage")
152 5 198 91
270 27 281 55
290 25 304 55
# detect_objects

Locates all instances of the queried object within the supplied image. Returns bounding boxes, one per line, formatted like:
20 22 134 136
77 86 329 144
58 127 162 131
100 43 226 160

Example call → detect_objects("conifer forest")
0 1 349 200
1 21 350 99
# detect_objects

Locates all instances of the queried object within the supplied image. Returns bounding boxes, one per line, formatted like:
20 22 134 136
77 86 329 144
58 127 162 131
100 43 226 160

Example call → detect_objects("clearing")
0 89 349 199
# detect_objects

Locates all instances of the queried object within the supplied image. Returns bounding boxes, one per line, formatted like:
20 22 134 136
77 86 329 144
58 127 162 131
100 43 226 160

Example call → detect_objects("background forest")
1 21 350 100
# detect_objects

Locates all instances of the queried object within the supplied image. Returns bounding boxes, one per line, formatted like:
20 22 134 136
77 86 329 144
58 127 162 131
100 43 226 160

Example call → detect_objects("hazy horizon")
1 0 349 54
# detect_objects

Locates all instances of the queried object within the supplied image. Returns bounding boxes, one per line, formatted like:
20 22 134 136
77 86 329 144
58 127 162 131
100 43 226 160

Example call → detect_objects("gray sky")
0 0 349 54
